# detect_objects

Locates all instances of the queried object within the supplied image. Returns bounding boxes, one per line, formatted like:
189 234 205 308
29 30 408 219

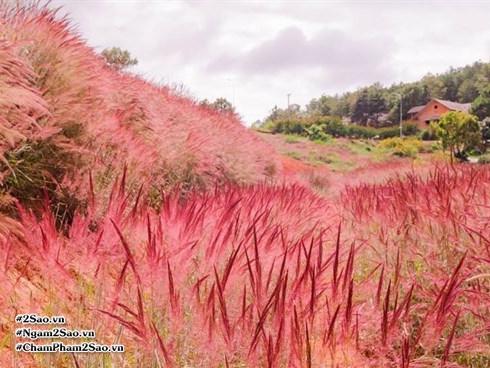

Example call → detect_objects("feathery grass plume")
0 1 282 228
0 164 489 366
0 2 489 367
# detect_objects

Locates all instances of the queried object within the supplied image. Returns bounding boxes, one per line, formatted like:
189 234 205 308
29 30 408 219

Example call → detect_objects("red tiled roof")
407 105 425 114
408 99 471 117
433 99 471 112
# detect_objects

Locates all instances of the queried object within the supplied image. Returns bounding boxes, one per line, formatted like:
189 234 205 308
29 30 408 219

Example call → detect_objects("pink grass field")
0 3 489 368
1 166 489 367
0 3 279 204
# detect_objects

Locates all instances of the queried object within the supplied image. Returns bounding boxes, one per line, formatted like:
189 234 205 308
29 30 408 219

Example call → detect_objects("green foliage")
262 119 308 135
431 111 481 162
262 116 419 141
342 122 417 140
263 61 490 127
305 95 333 116
471 86 490 120
420 129 438 141
477 153 490 164
480 117 490 143
351 84 387 125
101 47 138 70
305 124 332 142
377 137 422 157
0 140 83 230
389 84 430 122
200 97 235 114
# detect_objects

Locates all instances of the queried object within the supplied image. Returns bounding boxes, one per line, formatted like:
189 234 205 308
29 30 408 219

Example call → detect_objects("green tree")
367 86 387 124
431 111 481 162
200 97 235 114
457 79 479 102
471 86 490 120
480 117 490 144
351 89 370 125
421 73 447 98
306 95 332 116
389 84 430 121
101 47 138 70
266 105 281 121
351 85 387 125
212 97 234 113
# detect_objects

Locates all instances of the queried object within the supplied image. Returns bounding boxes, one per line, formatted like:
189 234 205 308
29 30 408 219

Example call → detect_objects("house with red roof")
407 98 472 129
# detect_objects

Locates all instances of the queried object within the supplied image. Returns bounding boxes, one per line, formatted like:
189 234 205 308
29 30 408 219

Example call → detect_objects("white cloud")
51 0 490 123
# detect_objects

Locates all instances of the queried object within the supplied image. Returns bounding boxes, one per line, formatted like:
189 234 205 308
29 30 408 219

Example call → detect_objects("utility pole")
396 93 403 137
287 93 291 120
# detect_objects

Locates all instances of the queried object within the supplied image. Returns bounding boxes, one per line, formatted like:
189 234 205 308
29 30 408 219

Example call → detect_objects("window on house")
434 105 438 109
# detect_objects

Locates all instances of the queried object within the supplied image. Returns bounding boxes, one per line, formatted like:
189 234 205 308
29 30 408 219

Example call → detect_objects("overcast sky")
51 0 490 124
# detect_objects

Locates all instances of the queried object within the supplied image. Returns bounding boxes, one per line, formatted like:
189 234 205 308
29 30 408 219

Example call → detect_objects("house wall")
414 100 450 129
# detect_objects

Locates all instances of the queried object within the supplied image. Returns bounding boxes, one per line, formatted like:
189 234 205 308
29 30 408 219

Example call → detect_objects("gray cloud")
208 26 396 89
51 0 490 123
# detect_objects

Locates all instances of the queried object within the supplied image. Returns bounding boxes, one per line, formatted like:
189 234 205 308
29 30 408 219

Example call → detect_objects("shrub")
340 123 418 139
262 116 419 141
431 111 481 163
0 140 84 229
320 117 348 136
420 128 438 141
377 137 422 157
478 154 490 164
263 119 309 135
305 124 332 142
377 123 419 139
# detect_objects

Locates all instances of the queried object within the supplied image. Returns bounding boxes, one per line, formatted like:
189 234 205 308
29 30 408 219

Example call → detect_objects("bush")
305 124 332 142
320 117 348 137
338 122 418 140
377 137 422 157
263 119 309 135
420 129 438 141
262 117 419 141
478 154 490 164
377 123 419 139
0 140 84 230
431 111 481 162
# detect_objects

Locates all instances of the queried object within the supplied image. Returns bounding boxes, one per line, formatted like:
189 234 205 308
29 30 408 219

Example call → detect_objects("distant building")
407 98 471 129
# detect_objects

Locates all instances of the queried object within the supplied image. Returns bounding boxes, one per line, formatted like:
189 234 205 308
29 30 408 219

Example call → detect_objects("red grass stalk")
376 264 385 307
344 278 354 334
401 336 410 368
332 222 342 298
381 279 392 346
214 266 232 343
305 322 312 368
323 304 340 346
441 310 460 367
167 261 178 313
437 252 467 324
111 219 141 285
151 320 173 368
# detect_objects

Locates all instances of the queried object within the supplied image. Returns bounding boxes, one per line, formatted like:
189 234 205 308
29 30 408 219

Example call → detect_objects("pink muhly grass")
0 166 489 366
1 15 489 360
